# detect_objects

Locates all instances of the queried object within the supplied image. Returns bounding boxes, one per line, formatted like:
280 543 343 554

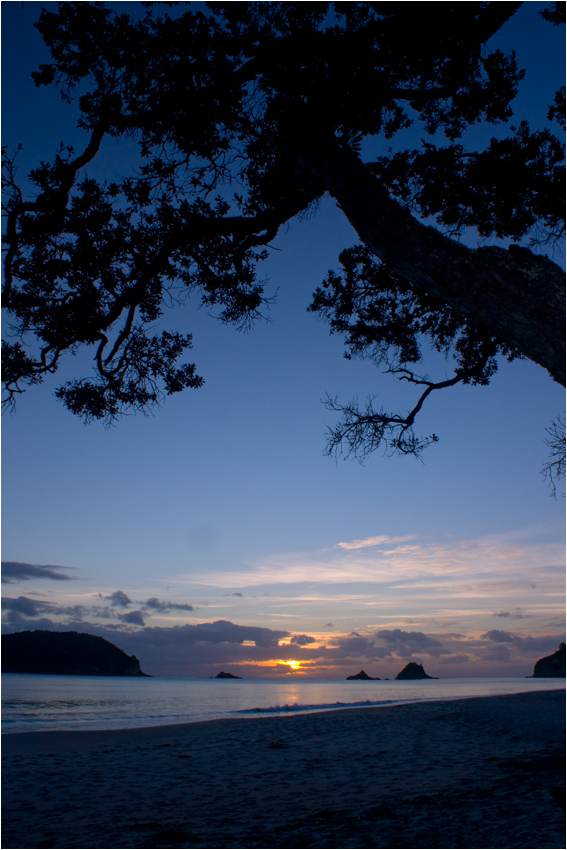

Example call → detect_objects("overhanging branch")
324 359 502 461
299 138 565 386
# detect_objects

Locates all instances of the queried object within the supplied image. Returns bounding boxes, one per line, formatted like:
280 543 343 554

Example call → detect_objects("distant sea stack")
395 662 437 680
531 643 566 678
1 630 149 676
214 671 242 679
346 670 381 680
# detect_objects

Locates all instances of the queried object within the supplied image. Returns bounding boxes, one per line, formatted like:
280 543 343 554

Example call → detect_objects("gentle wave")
236 698 414 714
3 676 563 734
2 709 214 727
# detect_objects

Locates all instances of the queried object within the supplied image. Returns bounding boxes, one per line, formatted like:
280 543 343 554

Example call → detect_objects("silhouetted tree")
2 2 565 461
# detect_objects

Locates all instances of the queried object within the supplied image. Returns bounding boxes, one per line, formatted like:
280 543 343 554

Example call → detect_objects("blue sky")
1 1 565 677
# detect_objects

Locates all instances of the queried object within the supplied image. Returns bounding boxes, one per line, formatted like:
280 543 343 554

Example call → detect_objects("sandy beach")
2 689 565 849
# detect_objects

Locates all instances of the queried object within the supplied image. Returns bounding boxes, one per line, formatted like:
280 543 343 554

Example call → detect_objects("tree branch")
324 353 511 461
324 390 440 461
298 138 565 386
541 414 566 497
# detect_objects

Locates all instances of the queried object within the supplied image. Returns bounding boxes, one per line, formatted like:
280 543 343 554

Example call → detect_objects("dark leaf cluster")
371 123 565 243
310 245 516 383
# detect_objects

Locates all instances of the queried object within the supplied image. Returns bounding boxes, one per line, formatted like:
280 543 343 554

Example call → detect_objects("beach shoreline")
2 689 565 848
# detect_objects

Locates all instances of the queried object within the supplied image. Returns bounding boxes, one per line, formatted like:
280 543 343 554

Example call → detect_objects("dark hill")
531 643 566 678
2 630 149 676
395 662 437 680
214 671 242 679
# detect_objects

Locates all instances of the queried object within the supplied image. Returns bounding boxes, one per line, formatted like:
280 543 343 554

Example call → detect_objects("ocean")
2 674 563 735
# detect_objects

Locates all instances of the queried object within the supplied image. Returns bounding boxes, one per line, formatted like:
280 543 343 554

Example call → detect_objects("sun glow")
249 659 307 673
283 659 307 673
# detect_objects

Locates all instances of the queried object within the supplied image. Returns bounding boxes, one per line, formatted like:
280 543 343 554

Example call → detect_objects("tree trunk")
300 140 566 387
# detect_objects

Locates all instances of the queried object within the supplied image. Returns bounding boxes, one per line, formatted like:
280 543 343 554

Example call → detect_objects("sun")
286 660 302 671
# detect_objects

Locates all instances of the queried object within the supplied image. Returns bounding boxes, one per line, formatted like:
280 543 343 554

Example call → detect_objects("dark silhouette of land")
531 643 566 678
346 670 381 680
395 662 437 680
213 671 242 679
2 630 149 676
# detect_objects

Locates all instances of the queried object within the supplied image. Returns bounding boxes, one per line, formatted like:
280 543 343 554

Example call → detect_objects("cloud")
58 604 90 620
118 621 313 674
331 633 381 658
336 535 416 551
482 629 514 643
479 630 564 654
182 529 564 593
98 592 195 614
2 596 57 617
99 590 132 608
143 597 194 613
289 634 316 646
375 628 444 654
1 614 63 630
2 588 197 631
492 611 532 619
96 592 195 616
120 610 146 626
182 620 289 648
2 561 76 584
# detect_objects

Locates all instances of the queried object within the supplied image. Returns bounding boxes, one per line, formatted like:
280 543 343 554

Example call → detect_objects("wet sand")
2 689 565 849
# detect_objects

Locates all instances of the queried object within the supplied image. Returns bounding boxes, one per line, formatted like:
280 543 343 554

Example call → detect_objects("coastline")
2 689 565 849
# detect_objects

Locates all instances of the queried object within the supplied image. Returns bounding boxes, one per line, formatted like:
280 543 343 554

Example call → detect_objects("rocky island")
1 630 149 676
395 662 437 680
213 671 242 679
346 670 381 680
530 643 566 678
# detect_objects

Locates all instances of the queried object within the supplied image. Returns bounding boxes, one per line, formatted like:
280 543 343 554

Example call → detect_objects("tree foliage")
2 2 565 464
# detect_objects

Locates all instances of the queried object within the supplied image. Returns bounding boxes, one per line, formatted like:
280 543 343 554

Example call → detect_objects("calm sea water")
2 674 563 735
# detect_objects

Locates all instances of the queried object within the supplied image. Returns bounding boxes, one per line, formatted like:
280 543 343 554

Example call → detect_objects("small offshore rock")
346 670 381 680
